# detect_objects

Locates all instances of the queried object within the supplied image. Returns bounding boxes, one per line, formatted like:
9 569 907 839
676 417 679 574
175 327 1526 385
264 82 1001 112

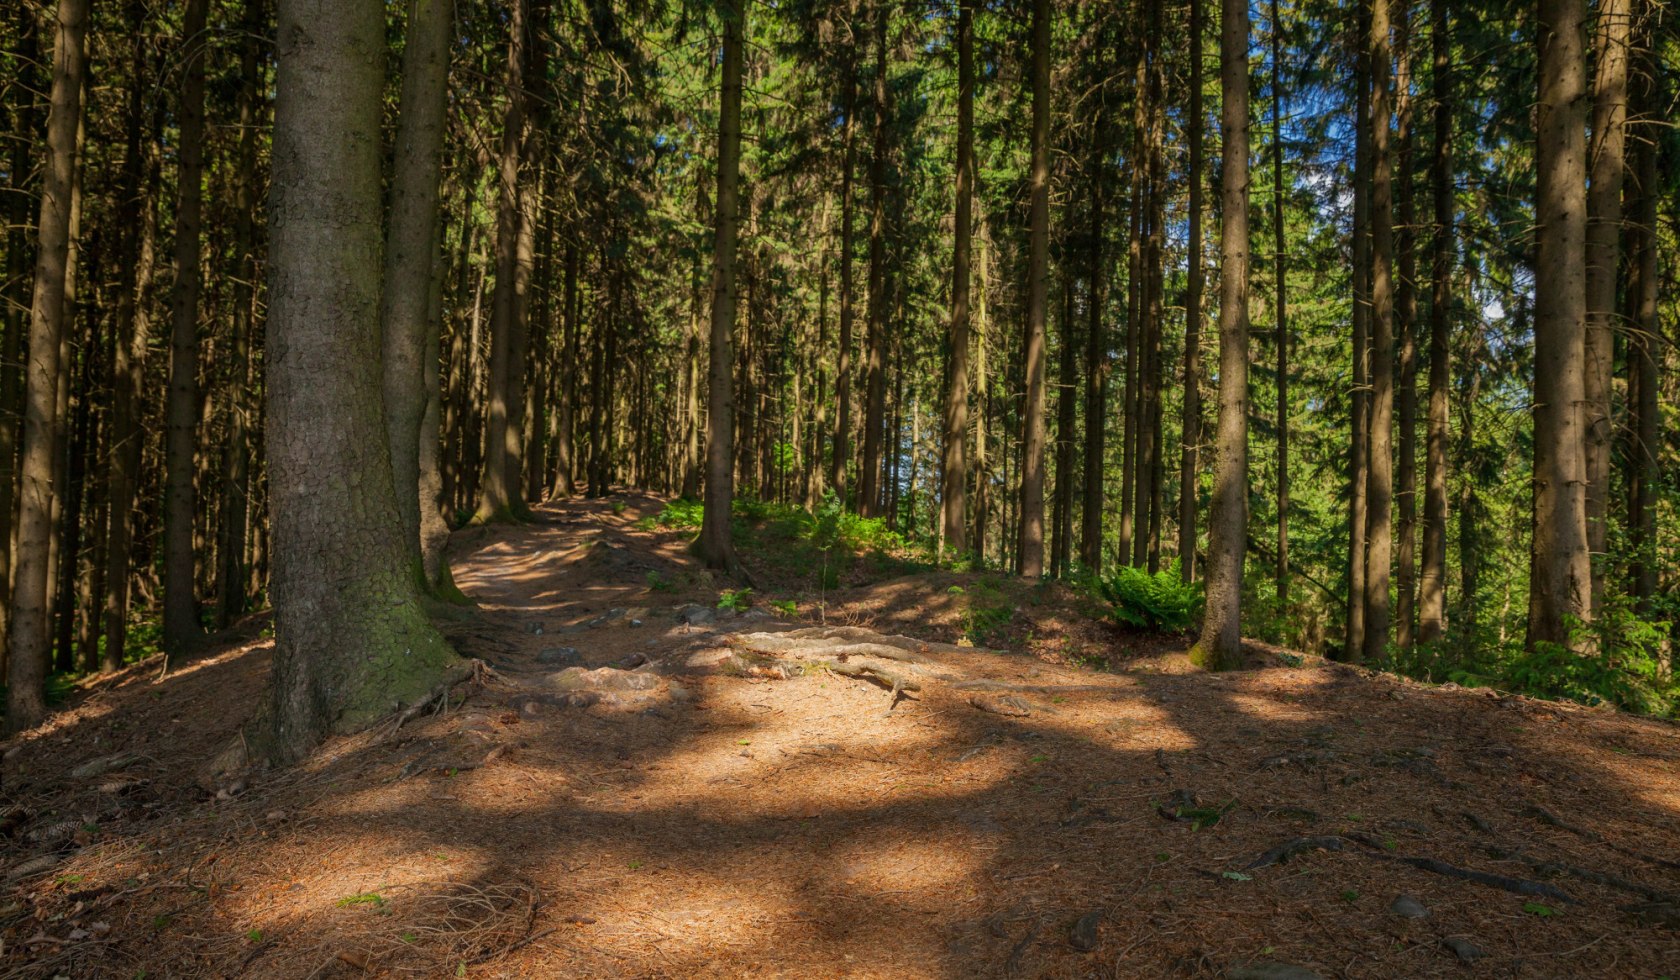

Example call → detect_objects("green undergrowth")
636 492 924 589
1067 559 1203 634
1381 598 1680 717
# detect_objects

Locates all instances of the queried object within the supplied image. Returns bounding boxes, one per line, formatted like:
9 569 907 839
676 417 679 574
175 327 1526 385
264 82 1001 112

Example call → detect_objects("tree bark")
6 0 87 732
1272 0 1289 608
1419 0 1450 644
1582 0 1629 615
103 0 159 672
1394 1 1418 651
1624 3 1657 613
478 0 533 522
382 0 453 588
861 3 889 518
1193 0 1251 672
1178 0 1205 584
940 0 974 556
1526 0 1592 650
1080 113 1108 572
698 0 748 580
162 0 210 658
262 0 459 763
1016 0 1050 579
1363 0 1395 664
1345 9 1371 662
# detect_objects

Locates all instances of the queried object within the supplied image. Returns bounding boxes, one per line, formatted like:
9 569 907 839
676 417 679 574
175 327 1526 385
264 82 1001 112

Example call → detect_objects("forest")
0 0 1678 974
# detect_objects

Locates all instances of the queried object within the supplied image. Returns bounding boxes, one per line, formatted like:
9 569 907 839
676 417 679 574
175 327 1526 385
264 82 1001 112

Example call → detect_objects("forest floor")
5 494 1680 978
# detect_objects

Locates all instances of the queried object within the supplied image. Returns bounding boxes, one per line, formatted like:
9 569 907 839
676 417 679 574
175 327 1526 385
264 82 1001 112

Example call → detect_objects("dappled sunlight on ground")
4 491 1680 977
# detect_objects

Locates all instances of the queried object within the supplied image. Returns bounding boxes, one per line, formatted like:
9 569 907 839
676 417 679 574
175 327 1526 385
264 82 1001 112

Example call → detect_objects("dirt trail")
5 495 1680 978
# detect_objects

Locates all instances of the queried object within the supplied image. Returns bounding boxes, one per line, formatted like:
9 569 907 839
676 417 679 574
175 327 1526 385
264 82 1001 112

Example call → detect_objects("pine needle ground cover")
3 496 1678 977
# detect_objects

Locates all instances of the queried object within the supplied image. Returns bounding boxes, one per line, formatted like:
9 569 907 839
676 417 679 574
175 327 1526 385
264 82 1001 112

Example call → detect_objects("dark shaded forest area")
1 0 1679 974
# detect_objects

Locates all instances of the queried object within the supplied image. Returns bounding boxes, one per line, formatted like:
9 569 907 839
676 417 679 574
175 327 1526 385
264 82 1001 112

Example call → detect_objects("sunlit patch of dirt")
4 491 1679 978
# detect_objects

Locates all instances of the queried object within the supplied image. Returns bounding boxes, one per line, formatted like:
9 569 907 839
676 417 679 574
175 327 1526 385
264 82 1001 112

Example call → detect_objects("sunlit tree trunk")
861 3 889 518
1526 0 1592 650
1624 2 1658 614
698 0 748 580
1582 0 1629 614
1419 0 1451 644
1178 0 1205 584
940 0 974 556
1016 0 1050 578
1394 1 1418 652
1363 0 1395 663
1345 8 1371 662
1272 0 1289 608
1193 0 1251 672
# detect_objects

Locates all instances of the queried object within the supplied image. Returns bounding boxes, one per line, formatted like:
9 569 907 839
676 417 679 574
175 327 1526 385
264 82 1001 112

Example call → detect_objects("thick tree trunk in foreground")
6 0 87 733
1394 3 1418 651
1016 0 1050 579
163 0 209 658
1363 0 1395 664
1582 0 1628 614
382 0 453 588
939 0 974 556
698 0 748 580
1178 0 1204 584
1419 0 1451 644
1192 0 1250 672
262 0 459 763
1526 0 1592 651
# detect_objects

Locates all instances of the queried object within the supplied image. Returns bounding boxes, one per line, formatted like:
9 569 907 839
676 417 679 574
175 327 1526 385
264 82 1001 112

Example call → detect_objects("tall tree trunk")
215 0 263 629
477 0 532 522
940 0 974 555
1394 2 1418 651
162 0 210 658
1345 10 1371 661
1272 0 1289 607
1363 0 1395 664
1624 3 1657 613
103 0 159 672
1527 0 1592 650
5 0 85 732
1080 116 1108 571
1193 0 1251 672
0 5 41 677
554 242 580 497
861 4 889 518
698 0 748 580
261 0 459 764
1052 274 1077 576
1178 0 1204 584
381 0 453 588
1582 0 1629 614
1016 0 1050 579
1419 0 1451 644
831 69 857 504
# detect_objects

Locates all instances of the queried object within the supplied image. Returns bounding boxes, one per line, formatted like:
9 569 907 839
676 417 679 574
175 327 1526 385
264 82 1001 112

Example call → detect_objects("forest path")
5 494 1680 978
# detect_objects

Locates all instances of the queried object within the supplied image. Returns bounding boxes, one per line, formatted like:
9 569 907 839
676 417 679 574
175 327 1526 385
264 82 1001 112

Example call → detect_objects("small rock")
525 621 545 635
552 667 663 692
1226 963 1327 980
612 652 649 670
677 604 715 626
1440 937 1488 964
1069 909 1103 951
1389 895 1429 919
265 810 288 823
587 608 628 628
537 647 582 666
741 608 773 621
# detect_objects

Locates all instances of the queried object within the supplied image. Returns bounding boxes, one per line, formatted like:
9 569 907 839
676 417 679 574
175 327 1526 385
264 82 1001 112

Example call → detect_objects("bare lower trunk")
939 0 973 556
1016 0 1050 579
1526 0 1592 650
262 0 459 764
1363 0 1395 664
698 0 748 580
1178 0 1204 584
1582 0 1629 614
6 0 87 733
162 0 210 658
1192 0 1250 671
1418 0 1451 644
382 0 452 585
